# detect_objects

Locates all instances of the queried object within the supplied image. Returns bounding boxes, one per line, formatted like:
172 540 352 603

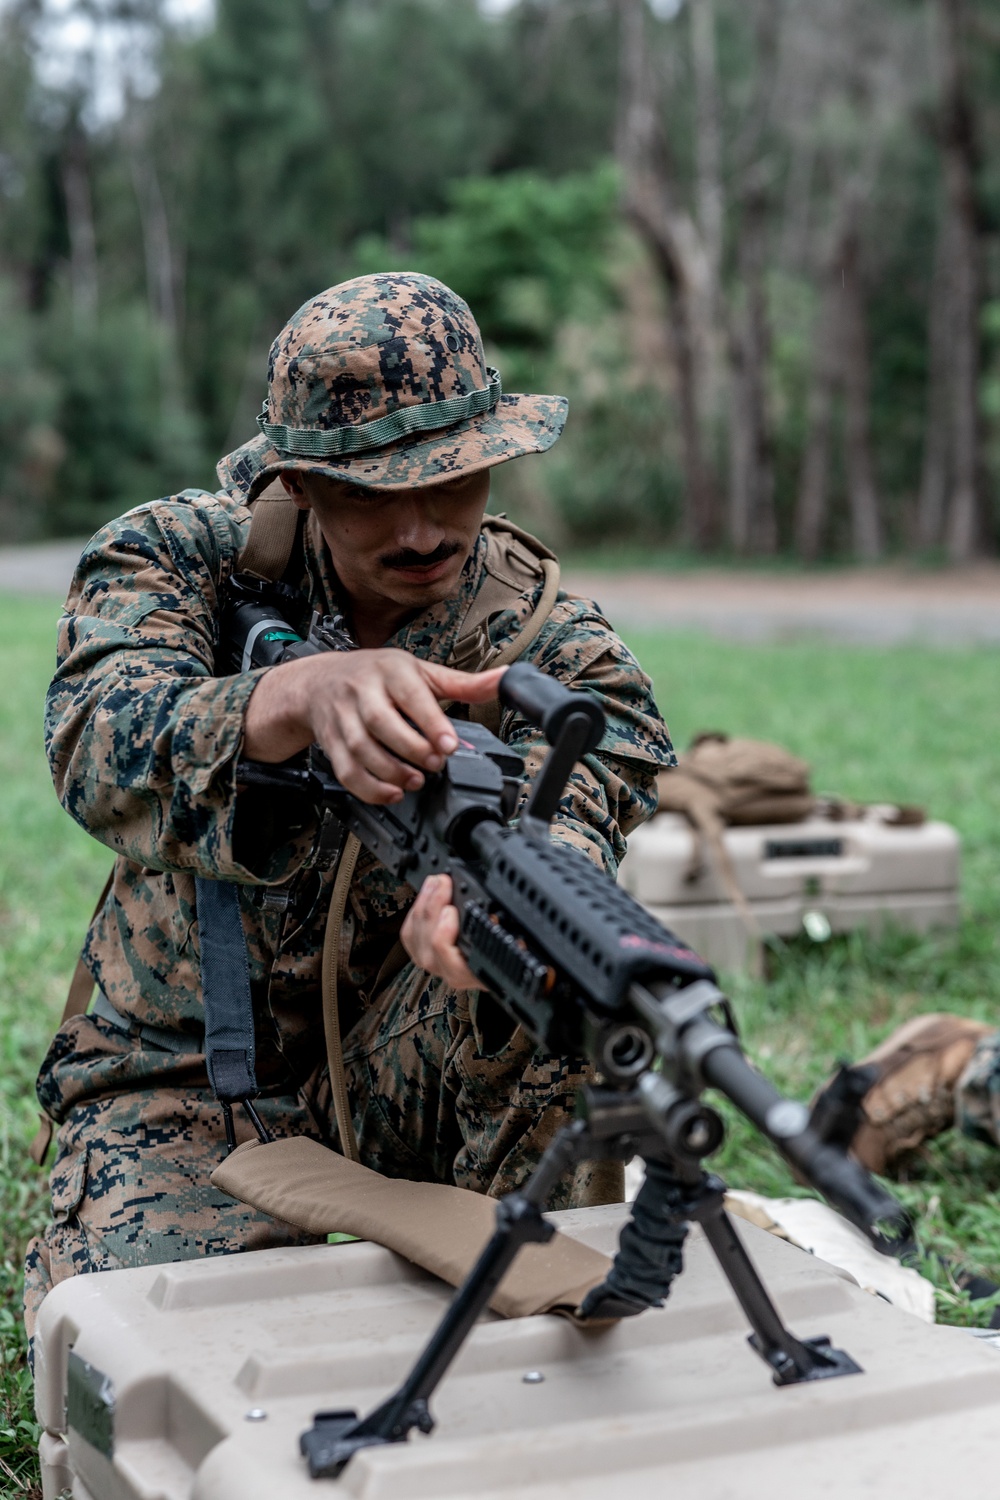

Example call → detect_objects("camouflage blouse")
45 488 675 1092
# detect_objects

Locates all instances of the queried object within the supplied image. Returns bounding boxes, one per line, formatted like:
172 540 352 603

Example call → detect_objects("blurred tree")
355 166 618 360
616 0 720 549
920 0 988 562
0 0 998 555
0 279 63 541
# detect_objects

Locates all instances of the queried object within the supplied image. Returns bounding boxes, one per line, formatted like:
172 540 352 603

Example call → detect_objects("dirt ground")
2 540 999 644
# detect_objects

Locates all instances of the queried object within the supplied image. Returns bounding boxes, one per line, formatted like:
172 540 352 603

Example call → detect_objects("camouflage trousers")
956 1030 1000 1147
23 966 620 1340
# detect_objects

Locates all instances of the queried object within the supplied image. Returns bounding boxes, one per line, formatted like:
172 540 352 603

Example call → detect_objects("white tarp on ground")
724 1189 936 1323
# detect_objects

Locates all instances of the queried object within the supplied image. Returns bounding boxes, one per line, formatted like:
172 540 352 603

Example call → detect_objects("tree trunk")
916 211 953 549
129 146 180 350
728 190 776 554
936 0 982 562
128 133 184 411
728 329 752 555
794 317 836 563
641 221 717 549
616 0 718 548
689 0 724 421
838 227 883 561
62 124 98 331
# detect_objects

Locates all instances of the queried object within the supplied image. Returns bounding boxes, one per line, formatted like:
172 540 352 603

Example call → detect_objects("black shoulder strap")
195 877 258 1105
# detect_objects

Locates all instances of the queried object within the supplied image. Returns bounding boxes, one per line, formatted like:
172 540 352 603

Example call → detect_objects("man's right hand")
242 649 507 805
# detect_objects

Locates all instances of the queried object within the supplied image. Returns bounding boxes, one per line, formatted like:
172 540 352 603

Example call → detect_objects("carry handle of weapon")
499 663 605 751
500 664 607 832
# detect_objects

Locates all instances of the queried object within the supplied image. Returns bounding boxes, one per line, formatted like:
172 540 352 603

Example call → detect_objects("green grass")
1 602 999 1490
0 598 110 1497
629 629 1000 1303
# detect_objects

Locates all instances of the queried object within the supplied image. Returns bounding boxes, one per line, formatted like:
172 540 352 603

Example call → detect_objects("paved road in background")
566 563 1000 645
2 540 999 645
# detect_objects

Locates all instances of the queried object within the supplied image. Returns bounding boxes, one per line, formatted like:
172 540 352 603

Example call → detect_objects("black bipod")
573 1080 862 1385
677 1172 860 1385
299 1121 592 1478
299 1083 860 1481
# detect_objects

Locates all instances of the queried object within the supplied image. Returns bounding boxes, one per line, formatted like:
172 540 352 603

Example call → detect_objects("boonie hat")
217 272 568 502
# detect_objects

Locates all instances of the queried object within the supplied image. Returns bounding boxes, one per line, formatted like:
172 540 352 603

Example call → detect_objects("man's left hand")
401 874 479 990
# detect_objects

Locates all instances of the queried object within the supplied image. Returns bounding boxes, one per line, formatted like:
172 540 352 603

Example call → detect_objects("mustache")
380 540 463 572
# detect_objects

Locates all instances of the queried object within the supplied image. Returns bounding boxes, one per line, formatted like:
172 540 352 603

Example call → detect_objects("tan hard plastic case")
34 1202 1000 1500
620 814 960 971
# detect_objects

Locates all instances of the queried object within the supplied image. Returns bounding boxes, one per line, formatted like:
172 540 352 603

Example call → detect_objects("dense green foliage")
2 596 999 1489
0 0 998 554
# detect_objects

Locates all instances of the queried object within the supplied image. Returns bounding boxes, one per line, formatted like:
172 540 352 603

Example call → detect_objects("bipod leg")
300 1120 593 1479
690 1173 862 1385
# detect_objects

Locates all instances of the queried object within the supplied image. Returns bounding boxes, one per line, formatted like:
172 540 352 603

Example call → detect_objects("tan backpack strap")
450 515 557 663
484 557 560 672
30 868 115 1166
237 479 300 581
655 772 762 977
468 556 560 736
481 511 557 563
321 834 362 1162
448 516 562 733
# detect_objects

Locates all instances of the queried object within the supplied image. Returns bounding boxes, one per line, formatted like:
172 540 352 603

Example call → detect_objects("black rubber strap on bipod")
195 877 258 1104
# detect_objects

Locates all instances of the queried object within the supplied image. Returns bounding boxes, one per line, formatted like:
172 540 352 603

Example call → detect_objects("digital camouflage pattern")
956 1030 1000 1147
25 483 674 1334
218 272 568 502
24 985 619 1329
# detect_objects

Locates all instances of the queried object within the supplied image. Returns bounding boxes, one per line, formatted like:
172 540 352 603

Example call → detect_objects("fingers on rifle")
359 687 444 773
426 663 508 707
401 876 439 965
342 710 425 787
384 660 460 756
405 876 478 990
327 730 409 805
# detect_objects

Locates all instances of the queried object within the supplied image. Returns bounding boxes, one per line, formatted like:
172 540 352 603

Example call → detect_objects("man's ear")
279 471 312 511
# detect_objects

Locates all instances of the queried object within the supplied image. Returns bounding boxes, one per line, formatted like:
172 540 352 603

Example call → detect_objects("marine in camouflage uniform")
24 273 675 1335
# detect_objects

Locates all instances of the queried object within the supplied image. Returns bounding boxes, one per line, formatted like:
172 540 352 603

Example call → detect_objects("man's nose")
392 497 447 553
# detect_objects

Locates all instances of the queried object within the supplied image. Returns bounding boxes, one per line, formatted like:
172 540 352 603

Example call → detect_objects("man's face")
280 469 491 616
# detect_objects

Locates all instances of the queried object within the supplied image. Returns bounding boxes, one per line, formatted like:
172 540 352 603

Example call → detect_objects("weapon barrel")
701 1040 912 1255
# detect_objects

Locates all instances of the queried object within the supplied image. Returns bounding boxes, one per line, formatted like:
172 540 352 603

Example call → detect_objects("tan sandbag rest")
211 1137 613 1321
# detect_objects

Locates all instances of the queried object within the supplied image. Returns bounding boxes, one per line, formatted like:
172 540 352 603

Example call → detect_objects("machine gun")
224 576 912 1481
